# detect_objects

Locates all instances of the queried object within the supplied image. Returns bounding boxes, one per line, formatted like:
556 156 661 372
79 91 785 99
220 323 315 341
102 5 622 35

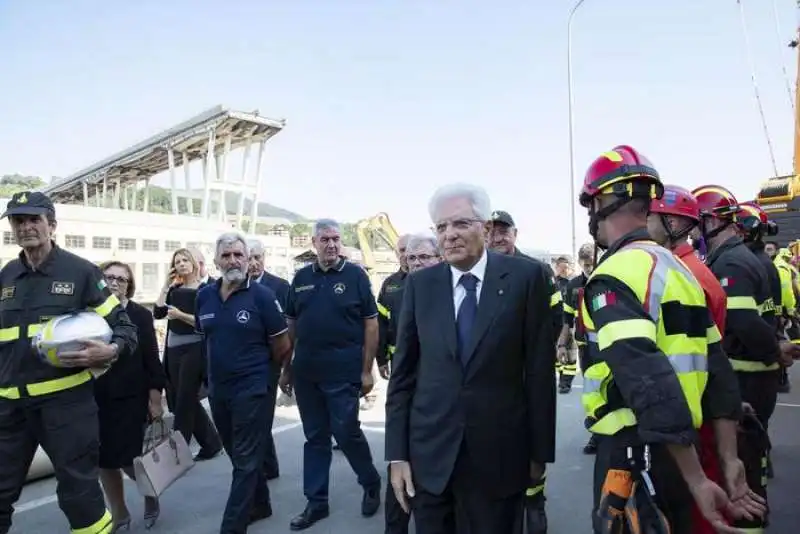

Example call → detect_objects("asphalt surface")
11 371 800 533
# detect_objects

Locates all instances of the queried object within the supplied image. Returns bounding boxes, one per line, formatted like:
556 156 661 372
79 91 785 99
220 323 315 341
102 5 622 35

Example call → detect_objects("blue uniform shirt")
285 258 378 381
196 278 288 397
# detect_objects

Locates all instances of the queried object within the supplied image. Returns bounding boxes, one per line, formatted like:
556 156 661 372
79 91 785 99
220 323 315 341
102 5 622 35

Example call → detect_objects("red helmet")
691 185 739 219
650 185 700 222
579 145 663 207
737 201 768 225
737 201 779 237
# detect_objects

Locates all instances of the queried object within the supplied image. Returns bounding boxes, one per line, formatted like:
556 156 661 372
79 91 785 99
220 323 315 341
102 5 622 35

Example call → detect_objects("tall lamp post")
567 0 589 263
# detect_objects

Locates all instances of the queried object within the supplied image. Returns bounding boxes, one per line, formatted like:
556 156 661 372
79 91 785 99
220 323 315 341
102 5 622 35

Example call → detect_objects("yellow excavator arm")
355 212 401 289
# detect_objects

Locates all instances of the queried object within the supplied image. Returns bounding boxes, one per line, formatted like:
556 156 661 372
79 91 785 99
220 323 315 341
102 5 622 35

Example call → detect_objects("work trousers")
732 371 778 532
385 463 411 534
592 437 692 534
0 382 111 534
262 365 281 479
556 348 577 389
294 377 381 507
209 391 271 534
166 342 221 453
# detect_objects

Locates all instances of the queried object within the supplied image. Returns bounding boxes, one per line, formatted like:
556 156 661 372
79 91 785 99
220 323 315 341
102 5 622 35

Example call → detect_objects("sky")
1 0 798 253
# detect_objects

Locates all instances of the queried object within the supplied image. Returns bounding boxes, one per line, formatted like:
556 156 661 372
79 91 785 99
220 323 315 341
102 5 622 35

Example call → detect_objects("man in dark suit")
385 183 557 534
248 239 291 481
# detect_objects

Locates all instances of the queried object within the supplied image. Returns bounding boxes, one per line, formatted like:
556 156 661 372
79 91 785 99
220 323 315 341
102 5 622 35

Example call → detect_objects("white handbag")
133 418 195 498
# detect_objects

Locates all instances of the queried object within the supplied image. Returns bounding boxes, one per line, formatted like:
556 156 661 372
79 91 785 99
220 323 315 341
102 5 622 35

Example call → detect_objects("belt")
0 370 93 399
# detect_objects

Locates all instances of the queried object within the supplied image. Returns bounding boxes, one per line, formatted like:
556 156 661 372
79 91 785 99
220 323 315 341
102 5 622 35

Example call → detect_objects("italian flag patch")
591 291 617 310
720 277 733 288
97 279 107 291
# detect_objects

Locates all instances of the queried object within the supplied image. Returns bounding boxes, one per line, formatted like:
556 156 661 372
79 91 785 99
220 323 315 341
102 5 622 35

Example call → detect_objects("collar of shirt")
11 241 61 278
450 248 488 291
254 271 264 284
312 256 346 273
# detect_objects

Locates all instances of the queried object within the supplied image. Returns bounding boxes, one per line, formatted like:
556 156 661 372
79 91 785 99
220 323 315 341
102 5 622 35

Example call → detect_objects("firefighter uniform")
579 231 734 533
0 193 138 534
775 251 796 393
705 235 778 530
375 269 409 534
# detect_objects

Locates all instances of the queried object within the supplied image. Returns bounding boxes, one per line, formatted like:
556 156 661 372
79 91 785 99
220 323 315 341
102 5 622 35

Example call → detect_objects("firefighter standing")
774 248 797 393
558 243 598 454
692 185 800 531
0 192 138 534
648 185 765 534
376 234 410 382
578 147 745 534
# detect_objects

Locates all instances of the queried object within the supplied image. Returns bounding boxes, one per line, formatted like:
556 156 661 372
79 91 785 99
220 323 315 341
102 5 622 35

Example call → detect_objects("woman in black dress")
154 248 222 460
95 261 166 532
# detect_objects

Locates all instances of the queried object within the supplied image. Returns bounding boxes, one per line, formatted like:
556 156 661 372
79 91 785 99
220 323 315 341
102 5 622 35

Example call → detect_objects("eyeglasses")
105 275 129 285
407 254 438 262
432 218 483 234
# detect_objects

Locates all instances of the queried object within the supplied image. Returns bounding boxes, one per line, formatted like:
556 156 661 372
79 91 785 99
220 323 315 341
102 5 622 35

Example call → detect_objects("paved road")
11 372 800 533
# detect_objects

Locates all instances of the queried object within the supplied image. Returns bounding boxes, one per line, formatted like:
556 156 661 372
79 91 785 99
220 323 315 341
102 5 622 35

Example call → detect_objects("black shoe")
558 385 571 394
249 503 273 524
362 485 381 517
193 447 222 462
290 505 330 531
583 436 598 455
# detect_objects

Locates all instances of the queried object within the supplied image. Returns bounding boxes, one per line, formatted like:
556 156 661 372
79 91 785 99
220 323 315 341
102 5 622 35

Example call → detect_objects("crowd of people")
0 143 798 534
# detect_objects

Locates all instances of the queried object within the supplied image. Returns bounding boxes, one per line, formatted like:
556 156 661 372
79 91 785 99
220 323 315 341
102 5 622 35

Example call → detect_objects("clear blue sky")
0 0 797 252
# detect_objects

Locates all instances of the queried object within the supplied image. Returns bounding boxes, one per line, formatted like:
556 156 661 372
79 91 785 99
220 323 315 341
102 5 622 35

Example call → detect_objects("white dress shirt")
450 249 488 318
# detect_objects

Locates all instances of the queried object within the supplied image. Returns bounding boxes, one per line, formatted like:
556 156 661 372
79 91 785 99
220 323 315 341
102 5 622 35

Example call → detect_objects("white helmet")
34 311 113 368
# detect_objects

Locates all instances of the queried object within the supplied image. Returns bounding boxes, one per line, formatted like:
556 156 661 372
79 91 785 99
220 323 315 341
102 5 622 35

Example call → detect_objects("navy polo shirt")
195 279 288 397
285 258 378 381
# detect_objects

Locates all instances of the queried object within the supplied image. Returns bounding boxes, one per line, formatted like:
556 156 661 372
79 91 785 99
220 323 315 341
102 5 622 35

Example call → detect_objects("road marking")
16 421 304 514
777 402 800 408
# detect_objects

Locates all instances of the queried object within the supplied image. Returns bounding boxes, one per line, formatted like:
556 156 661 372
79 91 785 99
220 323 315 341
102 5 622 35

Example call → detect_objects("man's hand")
279 369 293 396
688 477 742 534
361 370 375 396
378 364 390 380
779 340 800 367
721 457 767 521
148 389 163 419
556 346 568 364
59 339 117 369
166 305 182 320
389 461 416 514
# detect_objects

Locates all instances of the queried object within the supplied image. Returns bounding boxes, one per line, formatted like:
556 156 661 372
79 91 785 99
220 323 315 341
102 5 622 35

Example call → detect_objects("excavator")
756 7 800 247
355 212 401 290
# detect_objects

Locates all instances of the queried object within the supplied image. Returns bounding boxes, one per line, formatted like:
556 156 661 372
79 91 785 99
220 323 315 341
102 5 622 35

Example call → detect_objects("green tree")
341 223 359 248
0 174 46 197
290 223 311 238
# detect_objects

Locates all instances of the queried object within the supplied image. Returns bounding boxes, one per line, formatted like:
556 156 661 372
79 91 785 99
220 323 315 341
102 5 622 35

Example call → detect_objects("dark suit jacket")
385 251 557 498
255 271 290 310
95 300 167 399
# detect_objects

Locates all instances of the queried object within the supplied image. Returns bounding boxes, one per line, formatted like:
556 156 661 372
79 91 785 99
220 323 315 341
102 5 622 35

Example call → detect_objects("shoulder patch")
0 286 14 300
720 277 734 288
97 279 108 291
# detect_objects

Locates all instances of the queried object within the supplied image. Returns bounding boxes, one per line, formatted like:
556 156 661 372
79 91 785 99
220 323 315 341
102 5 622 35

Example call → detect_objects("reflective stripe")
72 509 113 534
91 294 120 318
707 325 721 344
550 290 562 308
563 303 575 315
729 359 780 372
525 482 545 497
728 296 758 311
668 353 707 373
589 408 636 435
388 345 396 354
377 303 390 319
0 370 93 400
596 318 657 350
0 323 46 342
758 298 775 315
560 363 577 376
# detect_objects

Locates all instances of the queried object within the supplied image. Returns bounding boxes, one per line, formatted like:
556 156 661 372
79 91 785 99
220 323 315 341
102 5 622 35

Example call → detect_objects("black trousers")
0 382 111 534
592 437 692 534
210 392 271 534
385 464 411 534
262 365 281 478
166 342 221 452
412 443 523 534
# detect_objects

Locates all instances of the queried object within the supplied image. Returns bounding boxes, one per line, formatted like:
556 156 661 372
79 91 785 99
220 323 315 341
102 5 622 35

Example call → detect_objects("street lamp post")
567 0 589 262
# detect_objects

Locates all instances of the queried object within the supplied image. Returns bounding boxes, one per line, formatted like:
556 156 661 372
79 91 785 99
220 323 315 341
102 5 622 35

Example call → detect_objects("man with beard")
280 219 382 531
195 232 292 533
248 239 291 481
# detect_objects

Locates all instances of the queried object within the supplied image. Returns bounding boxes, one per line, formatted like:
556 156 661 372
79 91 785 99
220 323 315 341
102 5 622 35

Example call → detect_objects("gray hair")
215 231 249 261
406 233 438 253
247 239 265 256
313 218 340 236
428 183 491 223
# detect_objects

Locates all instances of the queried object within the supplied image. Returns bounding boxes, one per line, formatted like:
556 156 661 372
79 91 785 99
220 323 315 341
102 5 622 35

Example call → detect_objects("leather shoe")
290 504 329 531
361 485 381 517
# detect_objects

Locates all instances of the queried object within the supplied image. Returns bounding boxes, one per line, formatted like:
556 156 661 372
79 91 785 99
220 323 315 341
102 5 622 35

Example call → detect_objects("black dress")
94 301 166 469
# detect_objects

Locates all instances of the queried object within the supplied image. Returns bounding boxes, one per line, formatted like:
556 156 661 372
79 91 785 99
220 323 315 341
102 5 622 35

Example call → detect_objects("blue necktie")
456 273 478 367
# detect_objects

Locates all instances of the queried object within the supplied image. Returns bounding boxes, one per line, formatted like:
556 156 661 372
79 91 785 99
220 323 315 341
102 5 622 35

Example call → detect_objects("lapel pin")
498 289 504 295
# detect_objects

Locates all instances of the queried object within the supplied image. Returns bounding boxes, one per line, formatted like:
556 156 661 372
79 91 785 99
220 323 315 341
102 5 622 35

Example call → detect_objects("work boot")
778 368 791 394
557 374 571 394
362 484 381 517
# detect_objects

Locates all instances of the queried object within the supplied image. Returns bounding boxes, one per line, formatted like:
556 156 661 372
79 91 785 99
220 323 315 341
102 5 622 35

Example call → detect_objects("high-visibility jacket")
579 236 718 438
774 257 796 316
